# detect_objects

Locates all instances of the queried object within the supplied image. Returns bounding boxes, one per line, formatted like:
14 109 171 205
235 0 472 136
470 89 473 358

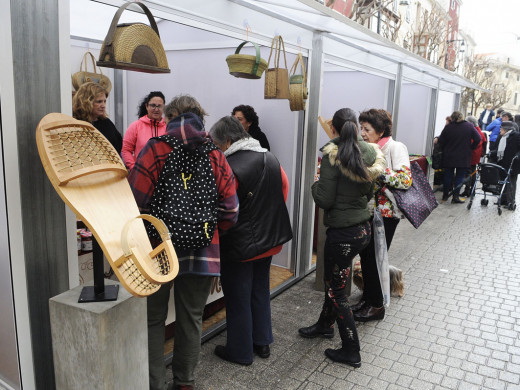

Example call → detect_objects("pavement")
172 187 520 390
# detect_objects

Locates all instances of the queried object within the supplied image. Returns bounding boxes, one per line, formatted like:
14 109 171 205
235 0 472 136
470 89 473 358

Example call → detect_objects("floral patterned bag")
389 161 438 229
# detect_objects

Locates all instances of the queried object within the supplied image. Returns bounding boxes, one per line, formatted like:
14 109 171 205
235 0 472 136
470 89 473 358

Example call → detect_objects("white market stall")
0 1 481 388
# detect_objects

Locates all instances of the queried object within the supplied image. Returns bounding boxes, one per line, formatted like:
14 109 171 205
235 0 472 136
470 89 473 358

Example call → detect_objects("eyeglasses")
148 104 163 110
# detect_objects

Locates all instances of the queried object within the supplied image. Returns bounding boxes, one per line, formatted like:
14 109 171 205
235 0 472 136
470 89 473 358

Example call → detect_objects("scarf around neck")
377 136 391 148
224 137 266 157
497 130 512 161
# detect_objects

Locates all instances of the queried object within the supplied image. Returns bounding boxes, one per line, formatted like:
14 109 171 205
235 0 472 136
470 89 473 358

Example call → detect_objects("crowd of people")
71 81 519 389
434 105 520 207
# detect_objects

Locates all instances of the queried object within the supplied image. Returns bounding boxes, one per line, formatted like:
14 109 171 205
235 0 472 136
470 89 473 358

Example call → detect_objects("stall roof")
230 0 482 91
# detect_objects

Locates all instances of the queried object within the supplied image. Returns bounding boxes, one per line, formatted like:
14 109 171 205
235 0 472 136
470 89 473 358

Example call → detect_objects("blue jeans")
220 256 273 364
443 167 467 199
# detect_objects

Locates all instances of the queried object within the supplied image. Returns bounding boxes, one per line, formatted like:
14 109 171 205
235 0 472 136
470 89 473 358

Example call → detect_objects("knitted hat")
501 121 514 131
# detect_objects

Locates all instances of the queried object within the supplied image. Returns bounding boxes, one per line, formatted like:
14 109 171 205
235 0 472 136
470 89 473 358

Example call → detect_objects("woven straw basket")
289 53 308 111
264 35 290 99
97 2 170 74
226 41 268 79
72 51 112 93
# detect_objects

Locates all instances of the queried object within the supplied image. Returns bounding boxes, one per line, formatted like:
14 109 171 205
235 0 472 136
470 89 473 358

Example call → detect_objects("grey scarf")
224 137 266 157
497 130 512 161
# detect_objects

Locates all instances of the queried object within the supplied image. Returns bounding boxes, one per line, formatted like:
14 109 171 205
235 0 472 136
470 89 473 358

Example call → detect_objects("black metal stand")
78 238 119 303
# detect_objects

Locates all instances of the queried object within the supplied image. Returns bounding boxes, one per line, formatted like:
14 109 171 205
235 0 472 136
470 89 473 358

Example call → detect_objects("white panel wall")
396 83 431 155
435 90 456 137
319 69 389 148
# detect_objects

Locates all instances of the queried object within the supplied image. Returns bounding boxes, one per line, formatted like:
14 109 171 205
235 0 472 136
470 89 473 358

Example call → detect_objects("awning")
230 0 482 91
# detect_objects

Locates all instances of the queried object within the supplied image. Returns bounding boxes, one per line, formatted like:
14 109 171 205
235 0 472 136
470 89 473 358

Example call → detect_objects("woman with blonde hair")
72 81 122 153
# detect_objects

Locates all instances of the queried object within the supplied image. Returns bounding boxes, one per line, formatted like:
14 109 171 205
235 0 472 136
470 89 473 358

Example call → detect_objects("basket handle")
234 41 262 75
266 35 288 70
80 51 103 76
115 214 178 285
100 2 161 61
290 53 306 83
120 214 170 257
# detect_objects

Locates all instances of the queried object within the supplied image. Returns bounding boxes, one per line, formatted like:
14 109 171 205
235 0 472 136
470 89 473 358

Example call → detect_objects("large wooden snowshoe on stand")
36 113 178 297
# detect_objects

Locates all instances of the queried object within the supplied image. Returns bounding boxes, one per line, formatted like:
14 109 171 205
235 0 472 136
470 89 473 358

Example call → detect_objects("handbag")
264 36 289 99
288 53 308 111
373 209 390 307
431 141 443 169
389 161 438 229
72 52 112 93
225 41 268 79
97 2 170 73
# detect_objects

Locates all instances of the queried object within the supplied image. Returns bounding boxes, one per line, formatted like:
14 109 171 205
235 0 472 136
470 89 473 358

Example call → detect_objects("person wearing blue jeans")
442 167 468 202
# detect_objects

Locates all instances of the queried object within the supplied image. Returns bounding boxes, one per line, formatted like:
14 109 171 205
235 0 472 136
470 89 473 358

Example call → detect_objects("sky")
459 0 520 64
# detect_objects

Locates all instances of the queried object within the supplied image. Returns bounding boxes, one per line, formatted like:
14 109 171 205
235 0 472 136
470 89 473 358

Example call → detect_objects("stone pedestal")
49 280 148 390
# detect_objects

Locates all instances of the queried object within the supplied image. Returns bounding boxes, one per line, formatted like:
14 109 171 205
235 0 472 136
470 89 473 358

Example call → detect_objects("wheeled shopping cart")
466 155 518 215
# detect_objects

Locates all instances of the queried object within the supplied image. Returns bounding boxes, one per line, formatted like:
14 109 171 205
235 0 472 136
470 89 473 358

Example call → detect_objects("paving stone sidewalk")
188 189 520 390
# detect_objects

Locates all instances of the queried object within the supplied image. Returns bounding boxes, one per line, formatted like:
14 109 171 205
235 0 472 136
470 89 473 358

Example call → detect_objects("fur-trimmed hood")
322 139 386 183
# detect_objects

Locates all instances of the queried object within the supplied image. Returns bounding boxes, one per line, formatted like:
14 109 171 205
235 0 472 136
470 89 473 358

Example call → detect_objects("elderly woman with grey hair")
209 116 292 365
460 115 486 197
128 95 239 390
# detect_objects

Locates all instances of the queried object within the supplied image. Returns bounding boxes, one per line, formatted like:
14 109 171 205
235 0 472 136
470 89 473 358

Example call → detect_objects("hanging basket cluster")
226 35 308 111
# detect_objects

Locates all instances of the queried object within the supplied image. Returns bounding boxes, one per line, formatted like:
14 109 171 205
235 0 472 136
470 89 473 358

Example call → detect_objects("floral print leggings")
319 221 371 349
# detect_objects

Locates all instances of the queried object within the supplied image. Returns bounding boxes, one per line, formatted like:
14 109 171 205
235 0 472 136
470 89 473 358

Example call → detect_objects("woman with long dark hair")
122 91 166 170
298 108 385 367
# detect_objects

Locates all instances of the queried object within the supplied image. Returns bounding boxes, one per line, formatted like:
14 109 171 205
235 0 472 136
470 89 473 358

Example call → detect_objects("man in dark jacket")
496 121 520 206
437 111 482 204
478 104 495 130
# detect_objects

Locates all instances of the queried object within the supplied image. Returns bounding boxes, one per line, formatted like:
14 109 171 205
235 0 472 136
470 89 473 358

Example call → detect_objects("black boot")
324 346 361 368
299 314 334 339
298 322 334 339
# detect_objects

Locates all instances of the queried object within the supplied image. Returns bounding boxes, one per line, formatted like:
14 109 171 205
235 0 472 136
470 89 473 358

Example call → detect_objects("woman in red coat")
461 116 485 196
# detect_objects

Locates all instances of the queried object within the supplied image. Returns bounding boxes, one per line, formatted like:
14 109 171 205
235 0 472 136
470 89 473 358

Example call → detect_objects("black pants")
358 217 400 307
319 222 371 348
503 173 518 205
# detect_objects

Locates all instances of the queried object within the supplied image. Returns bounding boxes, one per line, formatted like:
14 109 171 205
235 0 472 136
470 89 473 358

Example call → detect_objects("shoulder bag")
389 161 438 229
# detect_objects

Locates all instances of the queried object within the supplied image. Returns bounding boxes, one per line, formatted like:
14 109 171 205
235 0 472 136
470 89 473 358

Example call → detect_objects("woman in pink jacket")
122 91 167 169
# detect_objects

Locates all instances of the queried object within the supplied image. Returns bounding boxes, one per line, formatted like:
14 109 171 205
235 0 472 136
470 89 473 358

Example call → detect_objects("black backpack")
148 134 219 250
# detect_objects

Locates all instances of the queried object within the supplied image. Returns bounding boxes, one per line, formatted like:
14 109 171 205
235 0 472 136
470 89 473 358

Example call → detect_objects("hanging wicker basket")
226 41 268 79
289 53 308 111
264 35 290 99
97 2 170 74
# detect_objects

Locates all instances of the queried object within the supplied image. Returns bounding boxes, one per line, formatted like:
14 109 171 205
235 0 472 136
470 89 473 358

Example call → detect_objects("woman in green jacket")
298 108 385 367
